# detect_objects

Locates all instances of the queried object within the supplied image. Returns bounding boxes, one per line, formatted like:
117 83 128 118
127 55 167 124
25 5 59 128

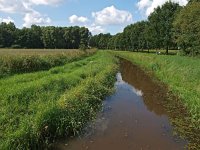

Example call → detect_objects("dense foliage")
0 24 90 49
90 1 200 56
173 1 200 56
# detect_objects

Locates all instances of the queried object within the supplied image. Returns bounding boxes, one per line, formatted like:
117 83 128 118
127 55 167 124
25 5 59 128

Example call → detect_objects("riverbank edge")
4 52 118 149
111 51 200 149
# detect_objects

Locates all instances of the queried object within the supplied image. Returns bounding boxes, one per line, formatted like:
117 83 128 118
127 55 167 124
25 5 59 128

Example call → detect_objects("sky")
0 0 188 35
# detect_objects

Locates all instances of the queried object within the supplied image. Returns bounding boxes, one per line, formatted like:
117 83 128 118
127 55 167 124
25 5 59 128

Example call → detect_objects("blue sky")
0 0 188 35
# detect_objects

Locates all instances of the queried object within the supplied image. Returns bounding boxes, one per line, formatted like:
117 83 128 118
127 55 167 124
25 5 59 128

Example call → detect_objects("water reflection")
120 59 168 116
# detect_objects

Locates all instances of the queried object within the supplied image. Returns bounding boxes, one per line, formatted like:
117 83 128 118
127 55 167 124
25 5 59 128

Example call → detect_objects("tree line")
0 24 90 49
0 1 199 55
90 1 200 56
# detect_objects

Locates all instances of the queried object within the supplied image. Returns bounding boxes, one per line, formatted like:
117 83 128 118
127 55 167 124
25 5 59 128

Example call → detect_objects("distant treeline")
0 24 90 49
90 1 200 56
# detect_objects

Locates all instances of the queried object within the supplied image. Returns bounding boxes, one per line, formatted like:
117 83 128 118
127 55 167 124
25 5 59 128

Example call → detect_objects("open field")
0 49 96 78
0 51 117 149
0 49 87 56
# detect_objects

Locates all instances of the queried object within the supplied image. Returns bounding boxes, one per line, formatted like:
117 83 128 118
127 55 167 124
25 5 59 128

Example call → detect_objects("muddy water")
54 59 187 150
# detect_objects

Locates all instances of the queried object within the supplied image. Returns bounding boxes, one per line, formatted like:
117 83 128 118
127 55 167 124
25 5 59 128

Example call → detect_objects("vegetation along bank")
0 51 118 149
111 50 200 148
0 49 96 78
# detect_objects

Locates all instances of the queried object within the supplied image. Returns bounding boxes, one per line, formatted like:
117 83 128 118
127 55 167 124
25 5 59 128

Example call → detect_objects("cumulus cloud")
23 11 51 27
69 15 89 24
0 0 61 27
85 24 105 35
0 0 28 13
137 0 188 16
70 5 132 34
92 5 132 25
0 17 14 23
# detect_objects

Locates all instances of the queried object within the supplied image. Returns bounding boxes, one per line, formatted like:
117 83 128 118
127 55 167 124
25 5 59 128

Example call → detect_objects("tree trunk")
166 46 169 55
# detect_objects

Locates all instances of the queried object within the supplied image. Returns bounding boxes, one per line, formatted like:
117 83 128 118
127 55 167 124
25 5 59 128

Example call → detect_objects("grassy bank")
112 51 200 148
112 51 200 121
0 49 96 78
0 51 117 149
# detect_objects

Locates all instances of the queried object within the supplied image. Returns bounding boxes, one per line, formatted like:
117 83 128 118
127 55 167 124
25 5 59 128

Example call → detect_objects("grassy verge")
0 49 96 78
0 51 118 149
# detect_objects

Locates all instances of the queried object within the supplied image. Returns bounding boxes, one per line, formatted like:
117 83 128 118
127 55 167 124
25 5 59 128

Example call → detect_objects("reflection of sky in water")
132 88 143 96
116 72 124 84
116 72 143 97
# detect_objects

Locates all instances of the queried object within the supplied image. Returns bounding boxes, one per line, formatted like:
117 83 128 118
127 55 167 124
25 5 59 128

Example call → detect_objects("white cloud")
85 24 105 35
69 15 89 24
0 0 61 27
137 0 188 16
68 14 104 34
137 0 152 10
23 11 51 27
0 17 14 23
0 0 28 13
92 5 132 25
29 0 62 5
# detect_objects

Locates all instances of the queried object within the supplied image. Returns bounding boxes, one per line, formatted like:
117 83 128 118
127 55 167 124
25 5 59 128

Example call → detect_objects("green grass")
0 49 96 78
0 51 118 149
112 51 200 123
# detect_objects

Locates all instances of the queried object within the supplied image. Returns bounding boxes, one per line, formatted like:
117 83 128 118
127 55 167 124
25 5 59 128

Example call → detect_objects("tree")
41 26 56 48
79 27 90 49
89 33 112 49
15 27 33 48
30 25 43 48
54 27 66 49
148 1 181 54
0 22 90 49
123 21 148 51
143 21 154 52
173 1 200 56
0 22 16 47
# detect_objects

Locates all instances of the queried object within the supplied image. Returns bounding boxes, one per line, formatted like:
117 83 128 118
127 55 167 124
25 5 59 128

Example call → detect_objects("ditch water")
54 59 187 150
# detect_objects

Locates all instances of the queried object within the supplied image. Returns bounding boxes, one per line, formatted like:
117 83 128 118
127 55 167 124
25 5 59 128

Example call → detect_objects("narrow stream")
54 59 187 150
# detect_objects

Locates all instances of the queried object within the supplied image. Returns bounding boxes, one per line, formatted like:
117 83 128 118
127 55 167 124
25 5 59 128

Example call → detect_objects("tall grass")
0 49 96 78
112 51 200 124
0 51 117 149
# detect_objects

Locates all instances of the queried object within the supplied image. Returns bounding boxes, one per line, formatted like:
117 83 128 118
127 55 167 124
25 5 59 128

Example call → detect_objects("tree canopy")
89 1 200 56
0 1 199 56
0 24 90 49
173 1 200 56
